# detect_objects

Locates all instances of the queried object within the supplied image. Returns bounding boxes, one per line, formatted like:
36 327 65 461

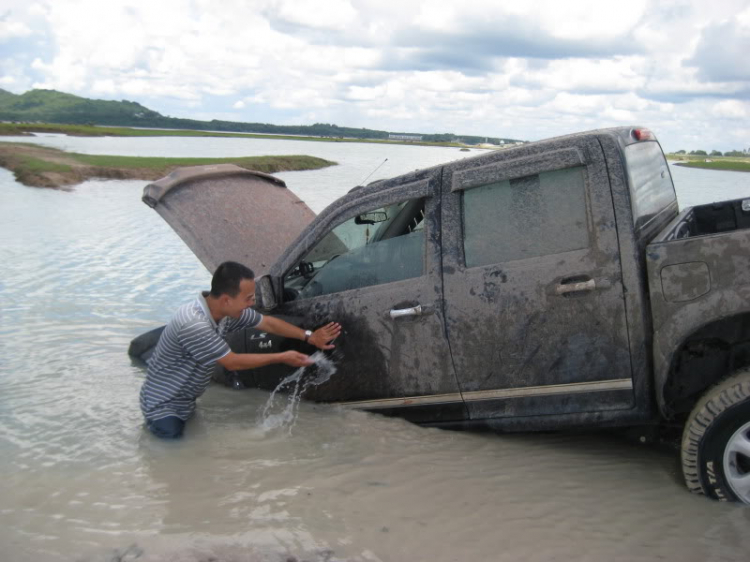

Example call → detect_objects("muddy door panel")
269 170 466 423
442 140 634 420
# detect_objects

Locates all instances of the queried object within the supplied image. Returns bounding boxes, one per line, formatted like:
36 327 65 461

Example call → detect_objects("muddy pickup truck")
131 126 750 504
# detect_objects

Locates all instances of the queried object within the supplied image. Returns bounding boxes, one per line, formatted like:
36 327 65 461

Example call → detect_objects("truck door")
441 139 634 420
272 168 467 423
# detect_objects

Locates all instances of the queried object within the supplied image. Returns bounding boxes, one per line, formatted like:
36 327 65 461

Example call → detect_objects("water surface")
1 137 749 562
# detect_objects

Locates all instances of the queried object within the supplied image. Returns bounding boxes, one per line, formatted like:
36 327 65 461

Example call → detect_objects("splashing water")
259 351 337 433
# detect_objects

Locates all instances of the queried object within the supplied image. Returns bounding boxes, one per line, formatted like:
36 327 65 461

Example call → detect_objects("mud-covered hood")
142 164 316 275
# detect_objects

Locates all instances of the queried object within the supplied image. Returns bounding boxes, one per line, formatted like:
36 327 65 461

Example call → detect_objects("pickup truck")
131 126 750 504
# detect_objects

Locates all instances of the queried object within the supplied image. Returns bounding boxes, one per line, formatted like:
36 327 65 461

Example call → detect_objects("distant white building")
389 133 422 141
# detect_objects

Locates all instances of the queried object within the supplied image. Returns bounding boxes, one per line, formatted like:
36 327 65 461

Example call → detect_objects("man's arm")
258 316 342 350
218 350 312 371
216 318 341 372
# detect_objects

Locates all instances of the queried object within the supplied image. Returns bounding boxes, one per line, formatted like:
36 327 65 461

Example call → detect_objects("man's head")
210 261 256 318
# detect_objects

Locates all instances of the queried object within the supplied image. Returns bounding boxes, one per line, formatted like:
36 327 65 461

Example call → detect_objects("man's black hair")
210 261 255 297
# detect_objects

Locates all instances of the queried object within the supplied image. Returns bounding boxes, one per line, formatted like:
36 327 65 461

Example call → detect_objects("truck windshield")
623 141 677 231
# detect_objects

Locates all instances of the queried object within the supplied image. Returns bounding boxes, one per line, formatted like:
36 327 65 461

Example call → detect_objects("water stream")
260 352 338 434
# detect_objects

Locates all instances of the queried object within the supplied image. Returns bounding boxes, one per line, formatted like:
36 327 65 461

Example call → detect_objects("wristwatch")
304 330 313 343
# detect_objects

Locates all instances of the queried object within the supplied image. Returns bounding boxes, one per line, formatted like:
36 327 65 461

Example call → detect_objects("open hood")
142 164 316 275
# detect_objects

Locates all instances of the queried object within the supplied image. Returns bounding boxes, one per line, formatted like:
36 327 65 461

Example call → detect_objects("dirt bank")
0 142 336 189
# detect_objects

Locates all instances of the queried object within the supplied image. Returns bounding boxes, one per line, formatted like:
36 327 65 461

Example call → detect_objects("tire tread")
681 370 750 497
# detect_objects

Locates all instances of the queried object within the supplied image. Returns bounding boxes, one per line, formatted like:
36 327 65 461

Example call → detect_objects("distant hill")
0 89 162 126
0 89 525 145
0 89 18 103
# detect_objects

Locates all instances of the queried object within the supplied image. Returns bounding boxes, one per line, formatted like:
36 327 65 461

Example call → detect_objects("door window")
463 167 589 267
284 198 426 300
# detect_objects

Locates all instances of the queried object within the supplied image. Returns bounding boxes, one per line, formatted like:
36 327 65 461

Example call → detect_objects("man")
140 261 342 439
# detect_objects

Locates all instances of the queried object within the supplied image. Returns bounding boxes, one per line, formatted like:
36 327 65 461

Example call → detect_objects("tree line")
673 149 748 157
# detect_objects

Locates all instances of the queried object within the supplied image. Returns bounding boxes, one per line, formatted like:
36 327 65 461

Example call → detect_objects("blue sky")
1 0 749 151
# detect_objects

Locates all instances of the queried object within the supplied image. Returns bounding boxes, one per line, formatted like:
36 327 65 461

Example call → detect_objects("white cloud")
519 58 645 93
6 0 750 151
411 0 647 40
710 100 749 119
0 19 32 41
345 84 386 101
270 0 357 30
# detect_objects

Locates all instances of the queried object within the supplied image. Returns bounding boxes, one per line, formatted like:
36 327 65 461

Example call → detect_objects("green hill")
0 89 17 103
0 88 525 145
0 89 162 126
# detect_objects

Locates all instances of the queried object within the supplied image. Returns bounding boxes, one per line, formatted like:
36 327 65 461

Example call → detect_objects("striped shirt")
140 292 263 422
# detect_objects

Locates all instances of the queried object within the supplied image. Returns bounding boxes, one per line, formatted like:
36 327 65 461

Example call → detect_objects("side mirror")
256 275 277 311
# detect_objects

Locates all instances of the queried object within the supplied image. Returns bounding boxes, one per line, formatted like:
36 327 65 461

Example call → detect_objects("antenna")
359 158 388 186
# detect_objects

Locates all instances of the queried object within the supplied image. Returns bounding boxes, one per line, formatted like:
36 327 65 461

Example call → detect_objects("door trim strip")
337 378 633 410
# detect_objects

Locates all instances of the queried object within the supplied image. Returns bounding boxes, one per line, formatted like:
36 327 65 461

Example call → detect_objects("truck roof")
359 126 652 192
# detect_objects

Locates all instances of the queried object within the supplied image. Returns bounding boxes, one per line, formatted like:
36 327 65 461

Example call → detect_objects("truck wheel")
681 370 750 503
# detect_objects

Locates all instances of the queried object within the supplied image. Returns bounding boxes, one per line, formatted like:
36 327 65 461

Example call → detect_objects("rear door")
441 139 635 421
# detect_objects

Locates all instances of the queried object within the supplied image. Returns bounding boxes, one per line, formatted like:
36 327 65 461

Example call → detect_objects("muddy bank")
0 142 336 189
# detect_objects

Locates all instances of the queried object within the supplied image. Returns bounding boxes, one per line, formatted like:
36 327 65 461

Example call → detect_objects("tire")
681 370 750 503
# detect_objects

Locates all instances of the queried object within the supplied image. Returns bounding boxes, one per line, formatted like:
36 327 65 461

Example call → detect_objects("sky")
1 0 749 152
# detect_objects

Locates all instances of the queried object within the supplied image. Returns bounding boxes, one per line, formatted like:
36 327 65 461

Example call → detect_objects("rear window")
623 141 676 230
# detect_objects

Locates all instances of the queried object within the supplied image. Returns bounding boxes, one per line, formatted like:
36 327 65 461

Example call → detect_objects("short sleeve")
225 308 264 333
178 320 231 366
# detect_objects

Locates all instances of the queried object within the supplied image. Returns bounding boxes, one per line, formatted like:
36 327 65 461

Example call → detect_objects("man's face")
225 278 256 318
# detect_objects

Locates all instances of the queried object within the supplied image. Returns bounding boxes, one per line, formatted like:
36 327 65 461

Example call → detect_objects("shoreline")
0 142 336 189
672 161 750 173
0 122 471 149
666 154 750 173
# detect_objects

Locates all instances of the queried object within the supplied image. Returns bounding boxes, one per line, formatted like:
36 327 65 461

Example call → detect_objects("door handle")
389 305 423 319
555 278 596 296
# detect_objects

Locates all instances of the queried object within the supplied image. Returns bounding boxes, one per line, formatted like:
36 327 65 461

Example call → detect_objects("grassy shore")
666 153 750 173
0 142 336 189
0 122 466 148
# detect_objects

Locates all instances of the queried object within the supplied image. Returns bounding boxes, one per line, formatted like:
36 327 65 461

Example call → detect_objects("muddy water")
1 139 750 562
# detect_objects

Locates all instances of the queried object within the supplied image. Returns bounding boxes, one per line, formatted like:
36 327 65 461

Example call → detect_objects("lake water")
1 134 749 562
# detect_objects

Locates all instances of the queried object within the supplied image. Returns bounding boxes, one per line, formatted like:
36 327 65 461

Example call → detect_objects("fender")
653 284 750 416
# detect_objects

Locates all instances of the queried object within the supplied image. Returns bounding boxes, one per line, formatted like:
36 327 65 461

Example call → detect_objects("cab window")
463 166 589 267
284 198 426 300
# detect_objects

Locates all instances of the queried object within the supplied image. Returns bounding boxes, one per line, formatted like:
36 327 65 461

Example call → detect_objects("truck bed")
646 196 750 333
658 197 750 241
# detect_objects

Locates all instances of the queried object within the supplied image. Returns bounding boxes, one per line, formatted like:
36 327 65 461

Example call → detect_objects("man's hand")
280 350 314 368
308 322 342 350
